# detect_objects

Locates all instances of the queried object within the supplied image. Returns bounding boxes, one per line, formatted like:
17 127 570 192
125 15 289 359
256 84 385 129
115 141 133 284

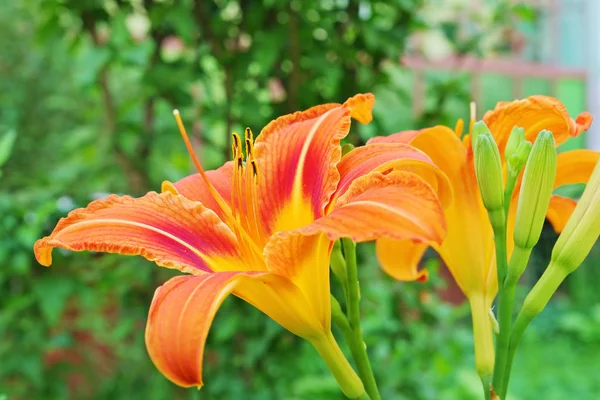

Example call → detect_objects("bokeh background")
2 0 600 399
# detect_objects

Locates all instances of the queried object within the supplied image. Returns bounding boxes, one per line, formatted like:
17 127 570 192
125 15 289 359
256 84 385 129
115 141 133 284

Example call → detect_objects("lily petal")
34 192 242 274
335 143 453 209
409 126 496 298
554 149 600 189
376 238 429 282
265 170 445 328
546 195 577 233
483 95 593 152
253 93 374 234
301 171 446 243
366 130 423 145
146 272 323 388
163 162 234 221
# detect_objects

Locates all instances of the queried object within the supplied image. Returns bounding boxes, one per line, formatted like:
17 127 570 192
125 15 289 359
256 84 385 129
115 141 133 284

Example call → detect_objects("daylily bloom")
34 94 451 395
372 95 597 376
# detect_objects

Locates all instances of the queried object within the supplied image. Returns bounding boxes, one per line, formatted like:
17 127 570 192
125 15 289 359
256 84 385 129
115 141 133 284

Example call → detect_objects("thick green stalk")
341 239 381 400
488 209 510 395
503 264 567 394
497 245 531 398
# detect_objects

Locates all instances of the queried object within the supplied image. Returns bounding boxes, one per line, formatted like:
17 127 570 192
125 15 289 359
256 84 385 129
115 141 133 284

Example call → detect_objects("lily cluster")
34 93 600 400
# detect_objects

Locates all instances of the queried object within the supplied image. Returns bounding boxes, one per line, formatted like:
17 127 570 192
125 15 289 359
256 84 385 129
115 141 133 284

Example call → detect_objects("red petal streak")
34 192 241 273
254 93 374 234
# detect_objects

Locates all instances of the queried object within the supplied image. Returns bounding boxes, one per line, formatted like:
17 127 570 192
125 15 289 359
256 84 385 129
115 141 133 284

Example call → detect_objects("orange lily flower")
34 94 450 395
372 95 597 376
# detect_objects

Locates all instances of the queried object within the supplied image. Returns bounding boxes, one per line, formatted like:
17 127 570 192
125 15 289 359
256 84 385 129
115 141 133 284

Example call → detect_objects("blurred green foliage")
1 0 599 399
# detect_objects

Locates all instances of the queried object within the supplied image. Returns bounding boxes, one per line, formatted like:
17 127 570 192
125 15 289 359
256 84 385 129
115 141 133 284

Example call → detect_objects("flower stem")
499 245 532 397
310 331 367 399
488 209 510 395
341 238 381 400
503 264 567 395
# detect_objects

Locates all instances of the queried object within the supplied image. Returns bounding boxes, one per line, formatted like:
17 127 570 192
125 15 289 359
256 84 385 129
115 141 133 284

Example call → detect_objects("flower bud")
505 126 525 159
514 130 557 249
471 120 491 143
551 157 600 274
330 240 347 286
474 131 504 212
507 140 532 176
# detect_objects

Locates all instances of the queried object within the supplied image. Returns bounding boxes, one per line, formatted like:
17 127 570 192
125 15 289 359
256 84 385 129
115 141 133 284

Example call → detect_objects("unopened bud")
514 130 557 249
505 126 525 159
471 120 491 143
551 157 600 274
507 140 533 176
474 131 504 212
330 240 347 285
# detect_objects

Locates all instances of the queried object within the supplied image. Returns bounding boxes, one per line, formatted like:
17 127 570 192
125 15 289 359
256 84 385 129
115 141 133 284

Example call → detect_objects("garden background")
2 1 600 399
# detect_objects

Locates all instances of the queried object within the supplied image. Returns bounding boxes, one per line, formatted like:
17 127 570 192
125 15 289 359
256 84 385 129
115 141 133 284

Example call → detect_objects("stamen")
469 101 476 135
173 110 232 216
454 118 464 138
174 111 264 262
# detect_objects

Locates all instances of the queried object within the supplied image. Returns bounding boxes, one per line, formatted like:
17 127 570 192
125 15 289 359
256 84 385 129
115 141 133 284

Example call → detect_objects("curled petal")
146 272 322 387
483 95 593 151
546 195 577 233
34 192 242 274
554 149 600 189
336 142 453 208
254 93 375 234
163 162 234 221
376 238 429 282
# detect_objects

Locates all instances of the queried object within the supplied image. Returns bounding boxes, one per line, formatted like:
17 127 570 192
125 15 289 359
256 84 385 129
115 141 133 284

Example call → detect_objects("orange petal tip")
343 93 375 124
574 111 593 136
33 238 53 267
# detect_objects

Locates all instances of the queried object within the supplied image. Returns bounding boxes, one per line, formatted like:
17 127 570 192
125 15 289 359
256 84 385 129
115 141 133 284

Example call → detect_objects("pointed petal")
366 130 422 145
163 162 234 221
376 238 429 282
554 149 600 188
146 272 323 387
546 195 577 233
34 192 242 273
482 95 593 152
253 93 375 234
336 142 453 209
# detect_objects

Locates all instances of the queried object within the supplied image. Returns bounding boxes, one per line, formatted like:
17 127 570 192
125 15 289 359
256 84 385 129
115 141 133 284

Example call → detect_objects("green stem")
497 246 532 398
489 209 509 394
503 264 568 395
310 331 366 399
341 239 381 400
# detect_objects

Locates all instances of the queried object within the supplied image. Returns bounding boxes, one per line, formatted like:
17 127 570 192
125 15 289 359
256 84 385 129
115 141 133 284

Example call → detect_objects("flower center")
172 110 265 266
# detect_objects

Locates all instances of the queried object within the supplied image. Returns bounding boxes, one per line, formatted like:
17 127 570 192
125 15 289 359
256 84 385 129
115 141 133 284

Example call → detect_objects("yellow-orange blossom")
373 96 597 375
34 94 452 394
